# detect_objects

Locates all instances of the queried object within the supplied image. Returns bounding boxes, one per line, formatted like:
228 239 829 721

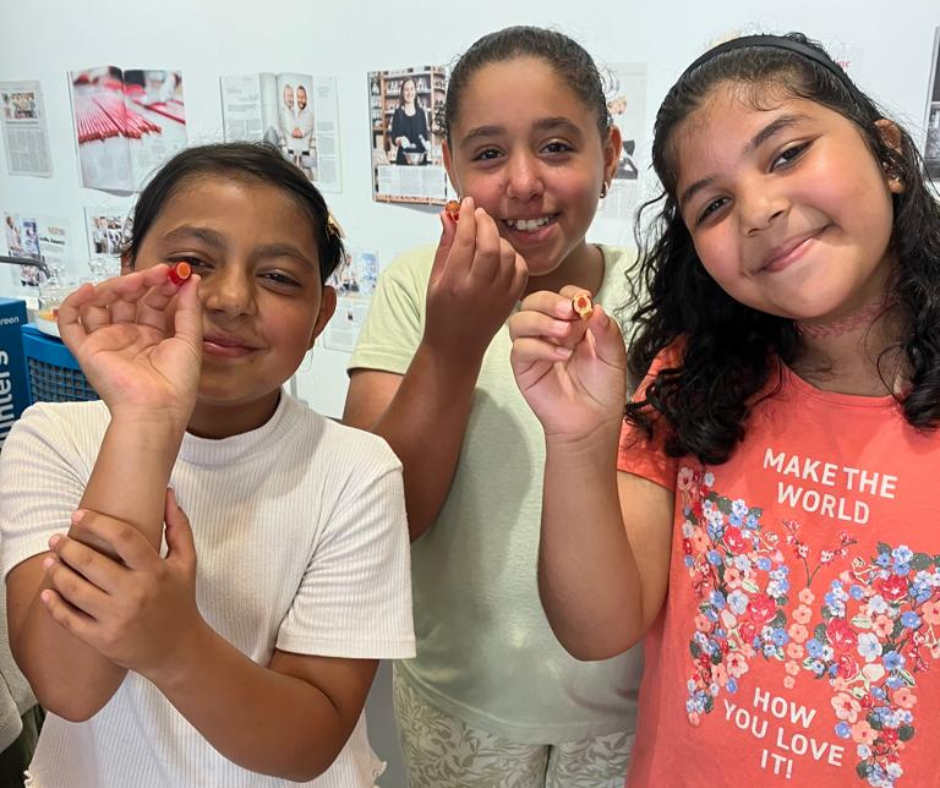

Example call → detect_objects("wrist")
107 406 191 437
544 418 622 468
142 617 215 690
413 339 484 383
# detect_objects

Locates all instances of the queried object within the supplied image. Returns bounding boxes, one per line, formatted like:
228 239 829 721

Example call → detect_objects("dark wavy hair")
124 142 345 282
626 32 940 465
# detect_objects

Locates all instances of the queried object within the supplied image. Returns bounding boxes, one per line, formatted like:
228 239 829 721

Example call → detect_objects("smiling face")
401 79 417 106
283 85 294 110
673 83 902 325
130 176 335 437
442 56 619 289
296 85 307 110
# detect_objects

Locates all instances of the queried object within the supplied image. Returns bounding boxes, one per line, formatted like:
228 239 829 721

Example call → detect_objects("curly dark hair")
626 33 940 465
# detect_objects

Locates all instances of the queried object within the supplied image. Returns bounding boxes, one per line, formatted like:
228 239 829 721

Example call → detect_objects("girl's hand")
57 265 202 425
509 286 627 442
424 197 529 360
40 490 206 682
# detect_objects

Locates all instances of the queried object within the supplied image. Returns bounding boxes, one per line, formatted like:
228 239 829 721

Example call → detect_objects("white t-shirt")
0 394 415 788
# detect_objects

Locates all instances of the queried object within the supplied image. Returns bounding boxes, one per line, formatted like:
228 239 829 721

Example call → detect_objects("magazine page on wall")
220 72 342 192
321 247 379 353
69 66 187 193
0 81 53 177
926 27 940 181
368 65 450 204
593 63 647 247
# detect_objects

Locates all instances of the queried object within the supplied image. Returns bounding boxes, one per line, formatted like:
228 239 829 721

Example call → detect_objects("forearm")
372 343 482 540
13 564 126 721
538 432 644 660
76 415 185 551
152 624 365 781
15 417 186 717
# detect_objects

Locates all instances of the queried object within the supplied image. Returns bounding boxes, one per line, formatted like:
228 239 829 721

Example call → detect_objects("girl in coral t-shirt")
510 32 940 788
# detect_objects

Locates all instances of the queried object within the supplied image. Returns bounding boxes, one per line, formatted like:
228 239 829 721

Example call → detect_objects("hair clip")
326 213 346 240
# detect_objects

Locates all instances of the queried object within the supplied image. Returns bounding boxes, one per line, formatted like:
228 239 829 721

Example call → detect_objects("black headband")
679 35 871 112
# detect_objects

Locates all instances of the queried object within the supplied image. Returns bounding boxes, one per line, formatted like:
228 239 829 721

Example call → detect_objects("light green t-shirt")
349 244 643 743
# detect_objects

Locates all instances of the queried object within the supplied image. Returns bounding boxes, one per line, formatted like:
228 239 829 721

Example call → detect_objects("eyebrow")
161 225 315 269
678 113 812 211
460 117 584 147
162 225 226 248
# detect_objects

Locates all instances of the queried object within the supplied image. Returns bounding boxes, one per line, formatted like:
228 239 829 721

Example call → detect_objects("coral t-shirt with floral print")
618 357 940 788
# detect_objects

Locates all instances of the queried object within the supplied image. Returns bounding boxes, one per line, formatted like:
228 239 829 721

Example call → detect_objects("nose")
200 266 256 318
505 152 544 202
739 181 789 236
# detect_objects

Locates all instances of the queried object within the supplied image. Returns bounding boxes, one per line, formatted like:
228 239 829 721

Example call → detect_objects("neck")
187 390 282 440
523 242 605 297
796 297 896 340
793 298 906 397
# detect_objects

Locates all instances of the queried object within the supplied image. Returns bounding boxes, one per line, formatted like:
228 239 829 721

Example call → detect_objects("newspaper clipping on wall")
2 213 71 299
0 81 52 177
220 73 342 192
85 205 132 281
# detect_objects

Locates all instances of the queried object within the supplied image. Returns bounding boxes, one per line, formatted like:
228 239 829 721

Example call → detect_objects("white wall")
1 0 938 416
1 1 937 785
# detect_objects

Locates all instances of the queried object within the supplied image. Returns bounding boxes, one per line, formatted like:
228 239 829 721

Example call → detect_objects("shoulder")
596 244 637 314
646 338 688 379
381 244 436 281
599 244 637 272
372 244 437 300
4 400 108 450
281 396 402 477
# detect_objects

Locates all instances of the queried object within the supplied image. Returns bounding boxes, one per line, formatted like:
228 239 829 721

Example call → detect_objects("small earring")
600 181 609 199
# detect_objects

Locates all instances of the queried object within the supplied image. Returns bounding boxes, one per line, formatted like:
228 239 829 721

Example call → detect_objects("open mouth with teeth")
503 215 558 232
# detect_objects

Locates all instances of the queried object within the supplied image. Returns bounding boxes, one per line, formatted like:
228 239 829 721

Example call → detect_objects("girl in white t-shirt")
1 142 414 788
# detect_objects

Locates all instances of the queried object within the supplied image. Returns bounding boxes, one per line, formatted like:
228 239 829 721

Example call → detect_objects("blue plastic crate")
0 299 31 449
21 325 98 404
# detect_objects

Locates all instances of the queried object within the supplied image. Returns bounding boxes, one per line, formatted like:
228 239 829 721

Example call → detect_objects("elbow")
18 660 113 722
32 687 104 723
407 515 433 543
273 742 345 783
554 627 638 663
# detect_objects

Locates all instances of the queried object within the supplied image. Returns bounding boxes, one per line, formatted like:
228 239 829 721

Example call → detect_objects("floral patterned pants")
392 666 633 788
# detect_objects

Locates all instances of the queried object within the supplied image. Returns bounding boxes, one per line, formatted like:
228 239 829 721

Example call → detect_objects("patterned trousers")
393 666 633 788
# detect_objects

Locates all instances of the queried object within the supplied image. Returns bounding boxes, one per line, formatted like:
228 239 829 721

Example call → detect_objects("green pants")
0 706 43 788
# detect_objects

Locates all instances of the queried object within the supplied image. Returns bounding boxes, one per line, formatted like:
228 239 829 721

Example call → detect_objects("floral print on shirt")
678 466 940 788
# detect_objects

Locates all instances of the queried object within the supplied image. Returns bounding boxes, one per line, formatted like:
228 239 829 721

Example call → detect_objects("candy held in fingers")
572 293 594 320
445 200 461 222
167 261 192 285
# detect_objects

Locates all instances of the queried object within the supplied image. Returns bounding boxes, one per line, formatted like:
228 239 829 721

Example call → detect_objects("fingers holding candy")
572 292 594 320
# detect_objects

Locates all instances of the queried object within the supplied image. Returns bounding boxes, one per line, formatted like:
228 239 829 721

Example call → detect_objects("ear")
603 124 623 185
120 254 134 275
875 118 902 154
442 139 460 198
308 284 337 350
875 119 906 194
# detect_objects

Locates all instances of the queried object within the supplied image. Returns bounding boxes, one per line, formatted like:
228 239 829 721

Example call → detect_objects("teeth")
506 216 554 231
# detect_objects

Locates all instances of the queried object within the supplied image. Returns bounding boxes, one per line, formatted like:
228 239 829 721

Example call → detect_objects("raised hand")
40 489 206 682
424 197 529 361
509 285 627 441
57 264 202 425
